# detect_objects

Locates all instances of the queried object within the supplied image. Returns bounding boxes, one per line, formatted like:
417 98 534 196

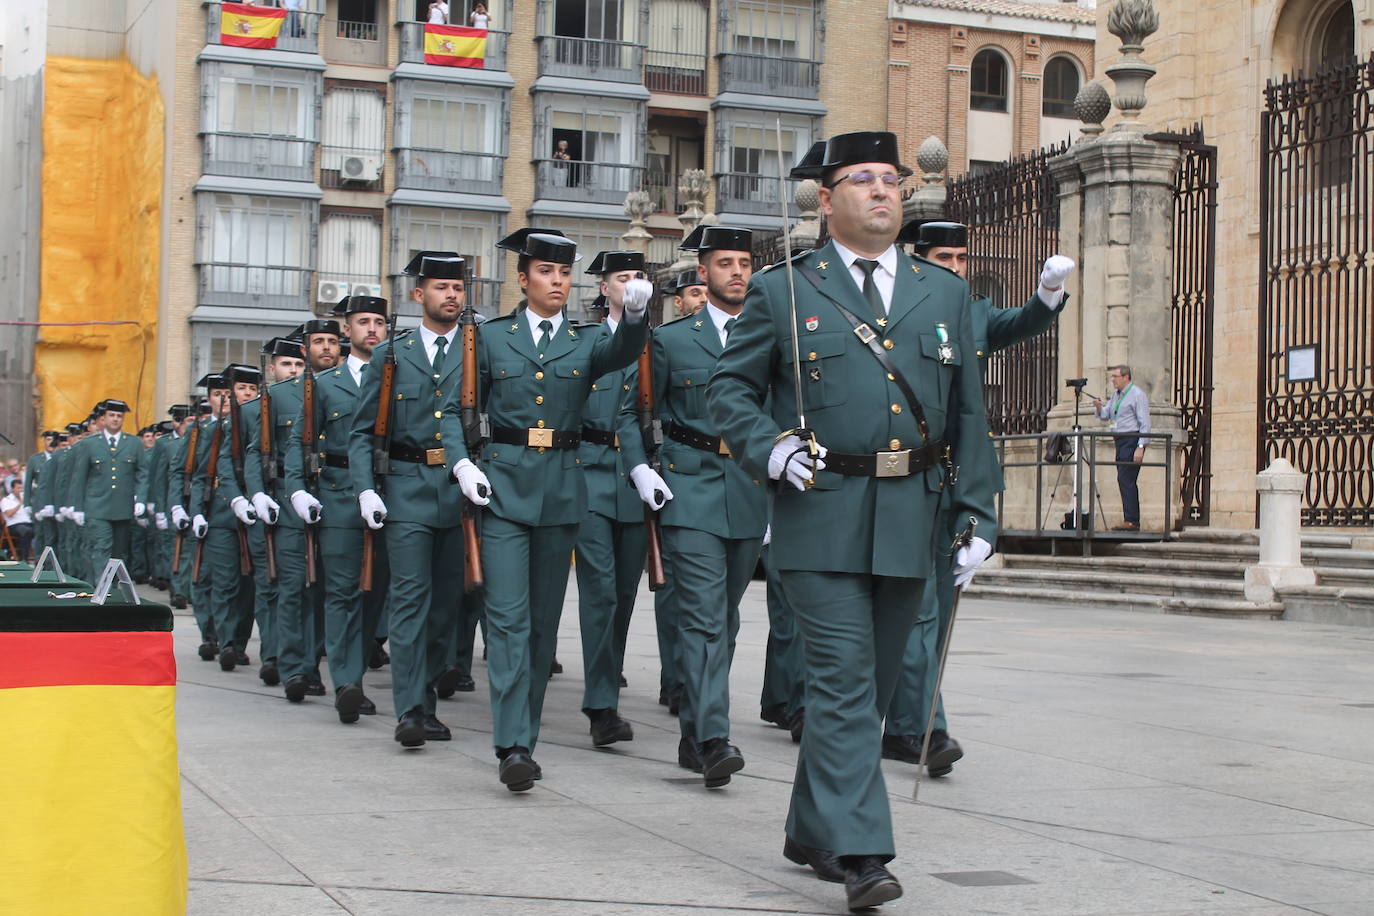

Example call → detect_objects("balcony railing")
205 3 322 54
716 171 801 218
536 35 643 83
390 276 504 319
397 22 510 72
718 52 820 99
645 49 706 95
336 19 378 41
320 145 385 191
644 169 685 213
395 149 504 196
199 263 314 310
202 133 317 182
534 159 642 206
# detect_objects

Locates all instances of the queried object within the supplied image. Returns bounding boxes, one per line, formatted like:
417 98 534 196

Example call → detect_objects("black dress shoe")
218 648 237 672
498 747 537 791
550 658 563 675
881 731 963 775
677 737 702 773
358 695 377 716
435 666 463 699
668 685 683 717
659 689 670 707
394 710 426 748
455 673 476 692
368 641 390 670
304 680 326 697
197 640 218 661
618 674 628 688
172 595 189 610
336 684 364 724
789 707 806 744
699 737 744 788
588 708 633 747
783 836 845 883
760 702 790 729
283 674 309 704
422 713 451 741
134 573 150 585
233 648 251 666
258 659 280 687
843 856 902 911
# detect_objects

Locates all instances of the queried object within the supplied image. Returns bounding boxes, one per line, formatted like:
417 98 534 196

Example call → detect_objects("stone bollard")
1243 458 1316 603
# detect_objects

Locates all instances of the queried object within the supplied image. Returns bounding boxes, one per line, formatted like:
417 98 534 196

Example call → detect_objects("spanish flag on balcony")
424 24 487 68
220 1 287 49
0 627 187 915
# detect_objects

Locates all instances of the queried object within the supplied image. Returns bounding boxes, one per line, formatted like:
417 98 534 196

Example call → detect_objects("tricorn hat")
497 228 580 264
168 404 192 421
299 319 342 338
100 399 131 414
197 372 228 391
262 337 306 360
340 295 388 317
221 364 262 387
195 400 213 417
898 219 967 250
585 250 645 275
790 131 912 180
403 250 468 280
65 422 85 434
155 420 175 435
671 268 705 292
680 224 753 254
52 432 70 444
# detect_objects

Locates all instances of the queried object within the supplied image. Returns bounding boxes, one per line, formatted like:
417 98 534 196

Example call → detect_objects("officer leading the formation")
66 399 141 578
707 131 1001 911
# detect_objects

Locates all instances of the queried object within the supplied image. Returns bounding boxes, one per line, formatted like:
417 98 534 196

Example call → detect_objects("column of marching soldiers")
23 132 1077 914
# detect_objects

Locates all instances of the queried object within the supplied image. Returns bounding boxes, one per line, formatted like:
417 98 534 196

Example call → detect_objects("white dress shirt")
105 432 121 448
703 302 741 348
526 309 564 350
417 323 458 371
831 239 898 313
346 353 369 387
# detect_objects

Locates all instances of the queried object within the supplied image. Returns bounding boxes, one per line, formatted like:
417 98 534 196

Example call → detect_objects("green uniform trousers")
246 524 279 662
654 550 681 696
363 553 390 647
481 515 577 752
171 532 195 602
129 522 149 579
573 511 646 711
84 518 132 582
760 547 806 719
203 526 255 653
318 525 384 691
385 520 462 719
781 570 925 861
34 519 58 566
884 575 947 736
188 544 217 644
273 525 322 682
154 525 173 581
451 590 485 676
661 526 762 744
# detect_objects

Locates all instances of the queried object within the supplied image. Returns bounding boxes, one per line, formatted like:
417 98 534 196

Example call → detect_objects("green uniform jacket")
705 241 999 579
470 309 647 527
67 432 142 521
51 448 72 509
168 422 208 514
348 332 470 529
147 433 182 513
186 418 236 527
135 443 157 506
242 378 304 530
286 368 361 529
619 312 768 540
24 451 52 509
579 322 644 524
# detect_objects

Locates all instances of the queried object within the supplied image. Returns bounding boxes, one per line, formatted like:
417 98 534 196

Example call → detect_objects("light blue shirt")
1097 383 1151 449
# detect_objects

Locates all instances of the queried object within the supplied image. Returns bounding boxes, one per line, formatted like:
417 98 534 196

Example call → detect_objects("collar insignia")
876 318 888 327
694 320 704 328
817 261 829 270
911 265 920 274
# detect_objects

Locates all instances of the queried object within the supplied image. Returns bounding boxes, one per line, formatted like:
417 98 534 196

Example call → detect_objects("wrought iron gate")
1259 55 1374 526
947 141 1068 434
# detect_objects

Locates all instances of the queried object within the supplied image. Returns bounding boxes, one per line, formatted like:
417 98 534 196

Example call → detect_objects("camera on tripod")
1065 377 1088 392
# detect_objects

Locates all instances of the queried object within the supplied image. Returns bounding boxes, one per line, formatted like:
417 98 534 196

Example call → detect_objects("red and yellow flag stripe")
423 24 487 68
220 1 287 49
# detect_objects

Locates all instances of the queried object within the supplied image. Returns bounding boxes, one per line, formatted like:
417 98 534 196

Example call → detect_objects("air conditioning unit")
340 154 382 182
317 278 349 303
350 282 383 299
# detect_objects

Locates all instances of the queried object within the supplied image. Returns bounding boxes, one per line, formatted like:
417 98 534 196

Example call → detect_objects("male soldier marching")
150 405 194 604
171 391 220 656
25 431 61 561
67 399 142 577
707 132 1000 910
620 225 768 789
130 424 159 582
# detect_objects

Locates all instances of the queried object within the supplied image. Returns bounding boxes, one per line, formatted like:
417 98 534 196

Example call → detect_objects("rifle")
171 413 201 575
227 391 254 576
258 358 278 583
361 312 400 592
301 363 320 587
192 418 225 584
637 339 666 591
458 302 488 592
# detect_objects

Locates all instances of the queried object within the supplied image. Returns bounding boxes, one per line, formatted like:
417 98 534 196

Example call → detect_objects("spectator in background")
428 1 449 24
1093 365 1151 530
284 0 303 37
469 1 489 28
3 478 34 561
2 458 21 491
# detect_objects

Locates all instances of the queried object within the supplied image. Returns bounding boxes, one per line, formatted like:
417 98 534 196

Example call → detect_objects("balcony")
644 169 685 214
716 171 801 218
534 159 642 206
717 52 820 99
390 276 504 319
395 149 504 196
204 3 323 55
645 49 707 96
397 22 510 72
202 133 317 182
199 263 314 310
324 16 387 66
320 145 385 191
536 35 643 83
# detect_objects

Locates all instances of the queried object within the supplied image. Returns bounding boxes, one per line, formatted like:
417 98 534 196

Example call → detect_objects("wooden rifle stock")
171 419 201 575
194 420 226 585
458 305 485 591
227 395 254 576
362 313 400 592
258 370 278 583
637 340 666 591
301 366 319 587
360 529 375 592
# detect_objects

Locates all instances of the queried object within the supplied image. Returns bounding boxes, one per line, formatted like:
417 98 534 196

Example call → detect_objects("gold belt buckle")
424 447 447 466
717 440 732 457
527 428 554 448
874 449 911 478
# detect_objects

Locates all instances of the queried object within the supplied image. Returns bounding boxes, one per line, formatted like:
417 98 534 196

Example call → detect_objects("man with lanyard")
707 131 1000 910
349 252 488 748
880 219 1073 776
171 392 220 656
1094 365 1150 530
25 431 60 562
67 399 142 578
288 304 392 721
621 224 768 790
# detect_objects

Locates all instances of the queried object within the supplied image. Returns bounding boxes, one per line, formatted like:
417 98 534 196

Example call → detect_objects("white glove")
358 489 388 530
193 514 209 539
230 496 257 526
136 516 149 528
59 506 73 521
171 505 190 530
629 464 673 510
72 510 86 527
155 512 168 531
623 277 653 318
763 523 771 546
290 489 322 524
952 536 993 591
451 459 491 506
1037 255 1075 311
251 492 280 525
37 505 55 520
768 434 828 491
134 502 146 518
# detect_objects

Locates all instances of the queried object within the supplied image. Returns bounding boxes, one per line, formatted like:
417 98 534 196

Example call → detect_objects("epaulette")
912 253 959 278
657 312 696 329
758 248 819 274
392 327 415 342
571 320 600 329
269 377 297 391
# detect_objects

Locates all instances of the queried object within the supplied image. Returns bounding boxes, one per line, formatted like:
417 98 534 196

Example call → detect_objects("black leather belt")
389 444 449 466
826 442 949 478
322 453 349 469
665 422 731 457
492 426 581 449
580 427 619 448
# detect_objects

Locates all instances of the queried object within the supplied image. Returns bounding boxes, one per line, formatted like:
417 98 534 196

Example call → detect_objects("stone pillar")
620 191 654 254
1244 459 1316 602
790 180 822 252
902 136 948 225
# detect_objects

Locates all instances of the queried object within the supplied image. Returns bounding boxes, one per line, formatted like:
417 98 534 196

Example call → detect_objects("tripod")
1042 383 1107 533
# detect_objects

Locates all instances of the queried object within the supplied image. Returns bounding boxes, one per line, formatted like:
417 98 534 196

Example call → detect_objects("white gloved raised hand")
1037 255 1075 310
37 505 55 520
134 502 147 518
171 505 190 530
251 492 280 525
155 512 168 531
192 514 208 539
290 490 322 524
952 535 993 591
622 277 654 319
451 459 491 506
768 434 828 491
230 496 257 526
629 464 673 510
358 489 388 530
72 510 86 527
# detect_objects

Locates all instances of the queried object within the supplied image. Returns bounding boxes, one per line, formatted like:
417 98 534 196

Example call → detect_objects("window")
319 213 383 291
322 86 385 185
970 49 1009 112
395 81 507 191
1042 57 1080 118
391 206 504 315
552 0 626 41
715 110 813 213
411 90 499 154
536 97 642 200
337 0 379 39
202 63 318 179
199 194 316 305
730 0 816 60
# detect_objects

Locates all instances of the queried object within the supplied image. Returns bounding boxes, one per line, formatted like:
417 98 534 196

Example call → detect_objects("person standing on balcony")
1094 365 1150 530
469 2 489 28
428 0 449 24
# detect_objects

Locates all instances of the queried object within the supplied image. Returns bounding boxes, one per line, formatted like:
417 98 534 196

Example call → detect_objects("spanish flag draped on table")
220 1 287 49
424 24 487 67
0 593 186 915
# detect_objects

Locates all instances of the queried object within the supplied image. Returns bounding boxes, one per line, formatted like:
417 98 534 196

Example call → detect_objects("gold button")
887 372 895 381
883 339 894 350
535 396 544 404
286 419 293 426
976 350 984 356
536 420 546 428
435 433 442 440
331 411 339 417
891 404 902 414
668 463 675 470
685 379 693 386
535 371 544 380
537 446 546 454
436 390 442 397
434 411 442 419
575 458 581 464
573 369 580 376
988 431 995 437
808 351 817 361
623 384 630 391
318 433 325 440
591 384 598 391
889 439 901 450
396 393 403 400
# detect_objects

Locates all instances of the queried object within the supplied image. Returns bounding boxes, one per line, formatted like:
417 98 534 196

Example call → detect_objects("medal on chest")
935 322 954 364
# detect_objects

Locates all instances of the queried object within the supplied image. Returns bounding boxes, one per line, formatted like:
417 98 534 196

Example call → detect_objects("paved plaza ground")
170 581 1374 916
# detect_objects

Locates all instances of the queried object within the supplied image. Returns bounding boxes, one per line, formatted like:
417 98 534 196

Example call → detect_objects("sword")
774 117 818 486
913 515 978 801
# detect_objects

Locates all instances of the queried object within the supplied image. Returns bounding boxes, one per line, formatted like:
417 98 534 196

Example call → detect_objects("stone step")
1000 553 1247 580
1278 585 1374 626
1172 528 1356 549
975 567 1248 599
963 583 1284 620
1314 567 1374 588
1112 541 1374 569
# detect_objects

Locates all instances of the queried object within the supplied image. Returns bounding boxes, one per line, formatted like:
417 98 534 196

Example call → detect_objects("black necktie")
432 336 447 378
537 319 553 355
855 259 886 320
723 317 737 341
